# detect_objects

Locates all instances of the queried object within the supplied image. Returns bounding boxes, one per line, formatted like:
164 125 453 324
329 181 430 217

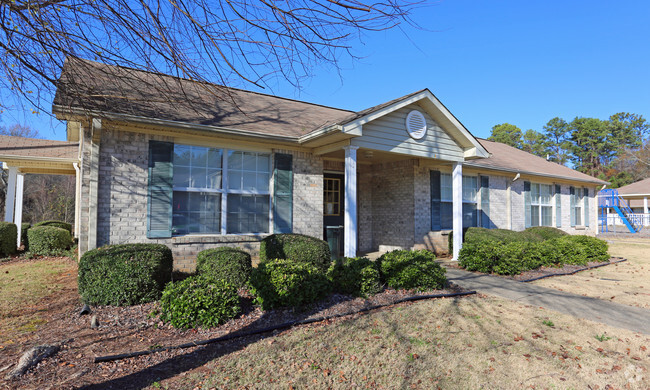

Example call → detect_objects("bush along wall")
458 229 609 276
160 275 241 329
249 259 331 310
78 243 173 306
20 223 30 250
33 220 73 235
196 247 252 288
26 226 71 256
377 250 446 291
326 257 382 298
0 222 17 257
260 234 331 271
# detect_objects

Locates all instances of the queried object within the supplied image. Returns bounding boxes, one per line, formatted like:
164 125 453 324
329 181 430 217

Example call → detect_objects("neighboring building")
2 58 607 271
601 178 650 227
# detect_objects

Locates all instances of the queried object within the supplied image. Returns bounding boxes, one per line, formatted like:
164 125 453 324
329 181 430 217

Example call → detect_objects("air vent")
406 110 427 140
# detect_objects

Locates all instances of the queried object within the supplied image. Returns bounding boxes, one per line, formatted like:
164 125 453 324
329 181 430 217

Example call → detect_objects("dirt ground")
0 250 649 389
532 238 650 309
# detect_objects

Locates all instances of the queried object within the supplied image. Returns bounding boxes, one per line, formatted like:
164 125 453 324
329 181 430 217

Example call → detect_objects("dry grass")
532 239 650 309
173 295 650 389
0 257 75 345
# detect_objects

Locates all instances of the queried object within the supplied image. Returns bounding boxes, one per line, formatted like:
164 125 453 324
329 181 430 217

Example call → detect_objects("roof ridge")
65 57 354 115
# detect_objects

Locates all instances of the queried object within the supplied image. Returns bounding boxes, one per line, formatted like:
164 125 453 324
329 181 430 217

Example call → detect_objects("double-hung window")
436 173 478 229
171 145 270 235
530 183 553 227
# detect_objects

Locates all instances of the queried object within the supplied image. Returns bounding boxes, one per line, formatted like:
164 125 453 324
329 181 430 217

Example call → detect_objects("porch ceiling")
0 135 79 175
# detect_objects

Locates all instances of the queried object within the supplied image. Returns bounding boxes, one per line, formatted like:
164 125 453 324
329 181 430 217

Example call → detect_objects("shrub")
249 259 331 310
377 250 446 291
27 226 71 256
458 241 500 273
78 243 173 306
563 235 609 262
160 275 241 329
33 220 73 234
327 257 382 297
0 222 17 257
21 223 30 249
260 234 331 271
196 247 252 288
524 226 568 241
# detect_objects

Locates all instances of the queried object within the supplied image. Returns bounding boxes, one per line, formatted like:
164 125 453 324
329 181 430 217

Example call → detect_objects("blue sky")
3 0 650 141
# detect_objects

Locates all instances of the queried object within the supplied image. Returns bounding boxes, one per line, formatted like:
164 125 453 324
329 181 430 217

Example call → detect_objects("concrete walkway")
445 267 650 335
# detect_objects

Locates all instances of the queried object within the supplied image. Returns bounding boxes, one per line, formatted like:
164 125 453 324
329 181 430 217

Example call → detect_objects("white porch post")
4 166 17 222
644 197 649 226
343 145 359 258
452 162 463 261
14 173 24 247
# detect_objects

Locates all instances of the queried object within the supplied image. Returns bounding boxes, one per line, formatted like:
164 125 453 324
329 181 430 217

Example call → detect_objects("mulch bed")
443 257 627 282
0 256 471 390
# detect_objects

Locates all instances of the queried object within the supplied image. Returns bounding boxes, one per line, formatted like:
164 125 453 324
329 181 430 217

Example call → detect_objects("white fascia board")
341 92 430 131
53 105 300 144
299 124 344 144
0 155 79 164
618 193 650 197
462 162 609 185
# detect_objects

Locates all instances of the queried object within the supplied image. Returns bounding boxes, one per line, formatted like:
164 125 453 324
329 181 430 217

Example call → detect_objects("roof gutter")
463 162 609 186
298 124 344 144
53 105 300 144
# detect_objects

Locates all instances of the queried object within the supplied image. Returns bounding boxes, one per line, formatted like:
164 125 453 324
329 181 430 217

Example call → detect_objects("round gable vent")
406 110 427 140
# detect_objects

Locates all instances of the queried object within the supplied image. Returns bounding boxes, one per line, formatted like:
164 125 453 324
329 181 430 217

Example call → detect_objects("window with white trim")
439 173 478 229
574 187 583 226
171 144 270 235
530 183 552 227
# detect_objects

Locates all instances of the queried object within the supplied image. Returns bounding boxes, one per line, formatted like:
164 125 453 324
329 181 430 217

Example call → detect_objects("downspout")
73 162 81 241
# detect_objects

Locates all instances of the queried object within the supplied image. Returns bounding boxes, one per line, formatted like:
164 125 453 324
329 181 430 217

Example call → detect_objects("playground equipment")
598 189 643 233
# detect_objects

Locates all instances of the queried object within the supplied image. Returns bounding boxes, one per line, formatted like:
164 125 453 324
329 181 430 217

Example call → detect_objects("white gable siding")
350 104 464 161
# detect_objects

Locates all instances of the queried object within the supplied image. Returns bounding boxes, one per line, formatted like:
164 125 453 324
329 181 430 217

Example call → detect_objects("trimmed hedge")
377 250 446 291
196 247 252 288
78 243 173 306
0 222 17 257
160 275 241 329
260 234 331 271
33 220 73 234
21 223 30 249
458 231 609 275
27 226 71 256
327 257 382 297
249 259 331 310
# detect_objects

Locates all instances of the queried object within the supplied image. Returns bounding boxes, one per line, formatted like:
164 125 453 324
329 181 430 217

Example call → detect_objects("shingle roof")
0 135 78 160
617 178 650 195
466 138 607 185
53 58 353 138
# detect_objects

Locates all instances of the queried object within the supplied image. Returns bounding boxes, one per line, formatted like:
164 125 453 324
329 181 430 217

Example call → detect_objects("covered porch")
301 90 490 260
0 135 80 249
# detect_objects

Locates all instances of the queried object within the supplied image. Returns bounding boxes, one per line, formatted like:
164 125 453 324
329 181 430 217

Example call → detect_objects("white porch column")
4 166 17 222
343 145 359 258
14 173 24 247
452 162 463 261
644 197 649 226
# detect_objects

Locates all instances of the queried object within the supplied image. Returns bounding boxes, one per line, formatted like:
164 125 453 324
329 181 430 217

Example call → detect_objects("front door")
323 173 344 256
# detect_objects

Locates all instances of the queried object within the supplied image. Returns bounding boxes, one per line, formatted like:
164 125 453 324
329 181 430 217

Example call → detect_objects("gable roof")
617 178 650 195
53 58 353 139
0 135 78 161
466 138 607 185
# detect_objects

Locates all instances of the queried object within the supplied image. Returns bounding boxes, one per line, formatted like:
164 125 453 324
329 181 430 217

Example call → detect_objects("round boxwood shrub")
327 257 382 297
249 259 331 310
78 243 173 306
196 247 252 288
260 234 331 271
0 222 17 257
160 275 241 329
33 220 73 235
377 250 446 291
27 226 71 256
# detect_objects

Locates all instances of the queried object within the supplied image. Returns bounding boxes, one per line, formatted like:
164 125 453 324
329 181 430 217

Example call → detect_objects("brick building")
2 58 607 271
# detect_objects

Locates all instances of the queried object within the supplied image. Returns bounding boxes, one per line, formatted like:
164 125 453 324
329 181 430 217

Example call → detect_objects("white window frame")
172 144 272 235
574 187 583 226
530 183 553 227
440 173 478 229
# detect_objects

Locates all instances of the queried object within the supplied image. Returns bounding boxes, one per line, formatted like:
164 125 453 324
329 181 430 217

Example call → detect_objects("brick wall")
83 124 324 272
